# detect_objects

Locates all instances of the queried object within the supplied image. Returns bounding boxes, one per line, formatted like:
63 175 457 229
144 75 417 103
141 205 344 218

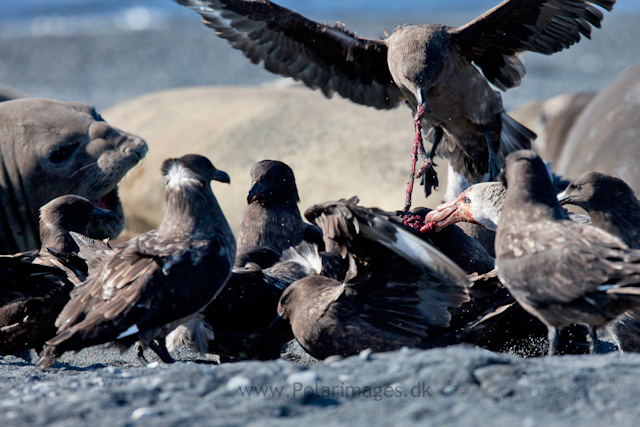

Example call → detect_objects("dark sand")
2 344 640 426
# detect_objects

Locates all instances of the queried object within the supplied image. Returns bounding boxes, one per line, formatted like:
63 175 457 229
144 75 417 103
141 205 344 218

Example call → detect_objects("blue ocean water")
1 0 637 35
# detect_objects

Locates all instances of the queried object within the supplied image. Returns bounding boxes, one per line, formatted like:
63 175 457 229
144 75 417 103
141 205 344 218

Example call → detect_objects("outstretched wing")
450 0 615 90
305 197 470 334
70 231 115 274
174 0 404 109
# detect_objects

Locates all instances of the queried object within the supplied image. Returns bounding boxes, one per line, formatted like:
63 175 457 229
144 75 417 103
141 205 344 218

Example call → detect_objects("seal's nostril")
122 138 148 159
135 139 149 158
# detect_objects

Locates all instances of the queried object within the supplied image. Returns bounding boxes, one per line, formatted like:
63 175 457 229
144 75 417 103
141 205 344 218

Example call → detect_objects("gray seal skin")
508 92 596 165
0 98 148 254
556 64 640 190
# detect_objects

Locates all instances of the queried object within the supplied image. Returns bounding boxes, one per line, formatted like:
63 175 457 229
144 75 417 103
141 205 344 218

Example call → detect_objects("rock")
359 348 374 361
286 371 320 387
225 375 251 392
131 407 155 421
0 84 25 102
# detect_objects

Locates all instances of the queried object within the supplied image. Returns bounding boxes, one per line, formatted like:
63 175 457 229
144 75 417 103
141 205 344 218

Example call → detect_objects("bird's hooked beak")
415 87 431 114
269 312 286 331
556 190 572 205
424 193 477 231
89 206 119 222
246 180 264 204
213 169 231 184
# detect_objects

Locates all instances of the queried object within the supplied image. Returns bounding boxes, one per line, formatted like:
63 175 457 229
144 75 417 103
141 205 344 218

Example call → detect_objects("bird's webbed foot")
135 342 149 366
149 339 175 364
418 126 442 198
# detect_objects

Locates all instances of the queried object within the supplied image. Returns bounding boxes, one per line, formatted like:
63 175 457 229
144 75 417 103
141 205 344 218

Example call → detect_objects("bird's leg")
417 126 442 198
587 326 597 355
484 128 501 181
149 339 175 364
135 342 149 366
547 326 559 357
403 101 431 214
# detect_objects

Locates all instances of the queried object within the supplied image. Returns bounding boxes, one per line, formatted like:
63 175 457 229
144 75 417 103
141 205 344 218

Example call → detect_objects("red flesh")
403 103 429 213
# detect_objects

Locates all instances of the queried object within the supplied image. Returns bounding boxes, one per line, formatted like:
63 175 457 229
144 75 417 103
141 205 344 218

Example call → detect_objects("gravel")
2 345 640 426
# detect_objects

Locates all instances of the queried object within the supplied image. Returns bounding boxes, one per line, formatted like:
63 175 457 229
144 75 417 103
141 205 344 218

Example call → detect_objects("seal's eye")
49 141 80 164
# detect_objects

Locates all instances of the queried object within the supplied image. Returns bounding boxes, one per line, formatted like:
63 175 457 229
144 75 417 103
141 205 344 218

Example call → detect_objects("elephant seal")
508 92 596 165
0 84 24 102
0 98 147 254
556 64 640 191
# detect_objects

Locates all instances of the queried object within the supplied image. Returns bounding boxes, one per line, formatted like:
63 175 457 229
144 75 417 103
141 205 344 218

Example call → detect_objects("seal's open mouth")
88 187 124 240
93 188 118 211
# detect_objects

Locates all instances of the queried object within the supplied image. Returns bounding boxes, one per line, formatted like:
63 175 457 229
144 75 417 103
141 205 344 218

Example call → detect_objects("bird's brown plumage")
558 172 640 353
496 150 640 355
274 197 470 359
237 160 323 254
174 0 613 193
37 155 235 368
0 196 118 356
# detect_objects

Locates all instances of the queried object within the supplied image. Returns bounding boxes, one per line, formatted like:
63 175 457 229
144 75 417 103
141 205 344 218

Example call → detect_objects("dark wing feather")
305 197 470 337
52 244 158 335
0 256 65 305
498 220 640 307
53 231 225 341
174 0 403 109
450 0 615 90
135 230 214 274
202 266 293 359
70 231 115 274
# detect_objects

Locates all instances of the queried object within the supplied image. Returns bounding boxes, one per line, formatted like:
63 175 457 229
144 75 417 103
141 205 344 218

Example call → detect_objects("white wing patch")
361 218 470 285
116 324 139 340
280 242 323 275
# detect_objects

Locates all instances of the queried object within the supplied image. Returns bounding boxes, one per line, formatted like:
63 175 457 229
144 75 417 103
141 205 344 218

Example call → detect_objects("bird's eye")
463 196 471 204
282 294 290 304
49 141 80 164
